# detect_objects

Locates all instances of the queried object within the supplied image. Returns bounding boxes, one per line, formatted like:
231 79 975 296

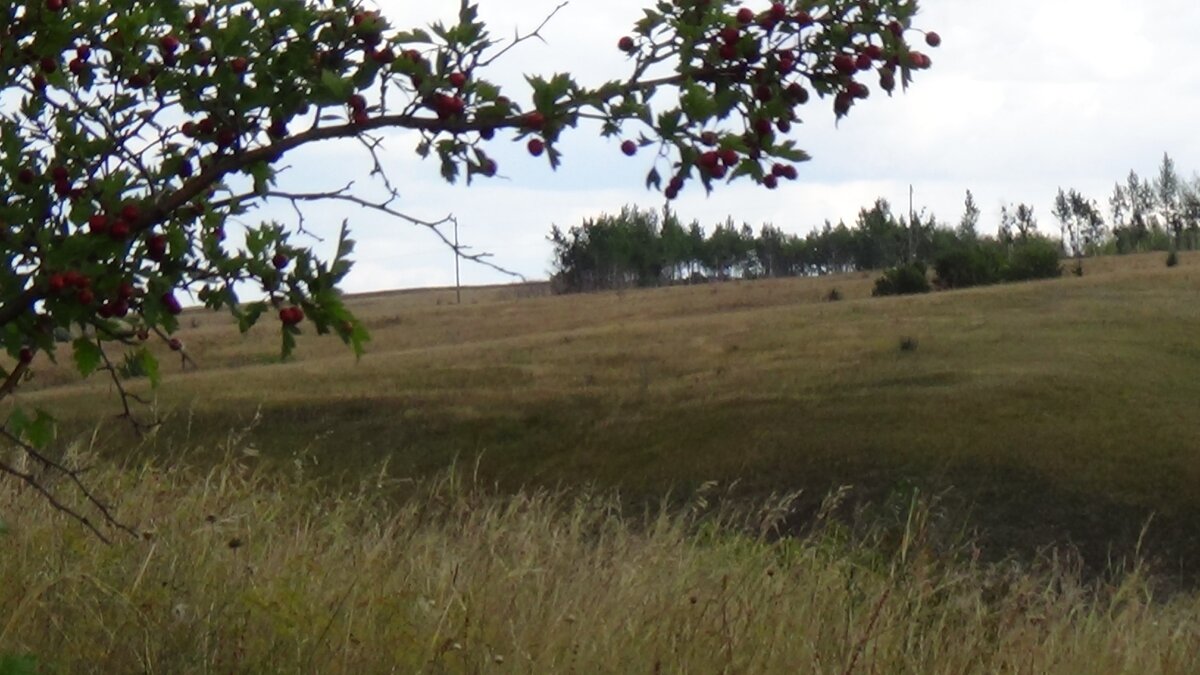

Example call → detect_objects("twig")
0 428 138 542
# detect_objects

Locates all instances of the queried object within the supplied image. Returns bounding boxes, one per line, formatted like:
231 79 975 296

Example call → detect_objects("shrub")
826 288 843 302
933 245 1005 289
1005 238 1063 282
1167 250 1179 267
899 336 919 352
873 262 931 297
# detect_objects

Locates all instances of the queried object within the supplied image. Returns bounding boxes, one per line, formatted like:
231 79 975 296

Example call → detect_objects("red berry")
18 347 34 364
448 72 467 88
77 288 95 305
69 58 85 75
432 93 465 119
372 47 396 64
181 121 198 138
719 43 738 61
698 151 720 170
617 36 635 53
352 110 370 125
720 26 740 45
51 165 68 182
864 45 884 61
888 21 904 37
522 111 545 131
117 282 135 300
527 138 546 157
769 3 786 21
856 53 873 71
348 93 367 111
718 148 739 167
230 56 248 74
147 234 168 261
925 32 941 48
75 44 91 60
88 214 109 235
40 56 57 73
735 7 754 24
48 273 67 293
110 219 131 240
46 0 64 12
834 92 853 116
763 174 778 190
833 54 856 75
280 306 304 326
169 338 183 351
794 11 813 26
17 168 33 184
620 140 638 157
159 34 180 53
121 203 141 222
161 292 182 315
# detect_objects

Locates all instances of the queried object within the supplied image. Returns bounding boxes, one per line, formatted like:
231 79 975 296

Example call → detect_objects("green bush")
873 262 931 297
934 245 1005 289
1005 238 1063 282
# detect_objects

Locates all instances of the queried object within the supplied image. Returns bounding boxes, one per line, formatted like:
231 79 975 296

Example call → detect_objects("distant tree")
958 190 980 242
852 199 904 270
1126 170 1161 248
1015 203 1039 241
998 205 1017 246
1156 153 1184 247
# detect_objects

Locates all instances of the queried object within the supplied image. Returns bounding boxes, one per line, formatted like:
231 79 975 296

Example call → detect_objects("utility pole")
453 217 462 305
909 184 916 262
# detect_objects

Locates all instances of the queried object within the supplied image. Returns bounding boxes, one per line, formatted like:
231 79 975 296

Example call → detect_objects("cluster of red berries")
612 5 939 197
86 202 142 241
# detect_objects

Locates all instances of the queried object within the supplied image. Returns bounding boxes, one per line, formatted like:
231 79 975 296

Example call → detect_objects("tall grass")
1 441 1198 674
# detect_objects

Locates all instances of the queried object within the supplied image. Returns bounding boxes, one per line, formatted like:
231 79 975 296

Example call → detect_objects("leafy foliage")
0 0 935 425
872 261 930 297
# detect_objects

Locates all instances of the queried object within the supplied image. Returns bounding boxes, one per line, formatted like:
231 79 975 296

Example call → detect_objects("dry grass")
2 444 1199 674
9 254 1200 572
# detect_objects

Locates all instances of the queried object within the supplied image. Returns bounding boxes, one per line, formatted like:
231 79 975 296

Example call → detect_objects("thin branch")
260 189 527 281
0 427 138 542
477 1 571 67
0 454 111 544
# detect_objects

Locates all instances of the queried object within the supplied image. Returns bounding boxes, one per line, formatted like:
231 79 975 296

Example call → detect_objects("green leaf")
6 408 57 449
72 338 102 377
318 70 353 102
136 349 161 388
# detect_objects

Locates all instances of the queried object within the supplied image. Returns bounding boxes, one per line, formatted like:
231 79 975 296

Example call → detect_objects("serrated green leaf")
72 338 102 377
137 349 161 388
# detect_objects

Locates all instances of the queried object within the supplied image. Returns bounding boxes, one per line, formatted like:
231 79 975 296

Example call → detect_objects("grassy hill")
13 251 1200 574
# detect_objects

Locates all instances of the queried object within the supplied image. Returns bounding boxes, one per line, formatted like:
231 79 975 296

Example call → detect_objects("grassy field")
5 252 1200 670
14 252 1200 570
2 455 1198 674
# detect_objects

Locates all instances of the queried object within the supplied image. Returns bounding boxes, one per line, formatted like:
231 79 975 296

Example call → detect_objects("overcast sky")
252 0 1200 291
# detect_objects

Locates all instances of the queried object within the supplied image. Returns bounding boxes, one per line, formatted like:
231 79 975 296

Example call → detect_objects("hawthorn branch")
258 188 526 281
0 427 138 543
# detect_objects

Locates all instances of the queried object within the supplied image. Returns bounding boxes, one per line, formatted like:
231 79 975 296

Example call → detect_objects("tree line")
548 194 1060 294
550 153 1192 294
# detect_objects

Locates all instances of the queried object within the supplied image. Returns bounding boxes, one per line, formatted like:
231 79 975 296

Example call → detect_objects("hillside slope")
14 253 1200 573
